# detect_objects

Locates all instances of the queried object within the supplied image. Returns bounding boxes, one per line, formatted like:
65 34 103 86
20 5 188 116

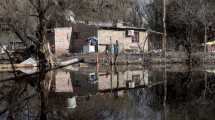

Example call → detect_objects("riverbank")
71 52 215 65
64 62 215 75
0 51 215 69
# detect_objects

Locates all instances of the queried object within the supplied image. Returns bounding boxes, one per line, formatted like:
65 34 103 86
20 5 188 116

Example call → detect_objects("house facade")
70 23 148 53
54 27 72 56
70 23 97 53
97 27 148 53
47 27 72 56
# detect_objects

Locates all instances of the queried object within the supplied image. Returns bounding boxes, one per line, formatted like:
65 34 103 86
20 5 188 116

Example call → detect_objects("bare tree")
68 0 135 25
134 0 164 51
135 0 163 30
0 0 70 68
167 0 201 64
197 0 215 64
165 0 215 64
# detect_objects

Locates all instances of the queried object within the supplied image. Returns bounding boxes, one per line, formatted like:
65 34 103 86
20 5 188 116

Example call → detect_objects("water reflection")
0 65 215 120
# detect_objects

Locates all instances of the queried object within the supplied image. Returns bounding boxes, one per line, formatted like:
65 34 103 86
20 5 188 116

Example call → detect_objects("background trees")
0 0 72 67
166 0 215 62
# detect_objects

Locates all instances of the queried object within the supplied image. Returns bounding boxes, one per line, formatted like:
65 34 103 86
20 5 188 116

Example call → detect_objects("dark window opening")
132 75 141 85
132 32 139 43
72 32 80 39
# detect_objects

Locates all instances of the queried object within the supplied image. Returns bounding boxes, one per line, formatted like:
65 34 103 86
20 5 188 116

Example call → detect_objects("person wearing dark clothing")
113 40 119 64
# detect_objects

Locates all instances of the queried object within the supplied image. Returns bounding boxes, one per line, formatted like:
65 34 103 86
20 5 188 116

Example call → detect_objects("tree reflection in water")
0 69 52 120
0 65 215 120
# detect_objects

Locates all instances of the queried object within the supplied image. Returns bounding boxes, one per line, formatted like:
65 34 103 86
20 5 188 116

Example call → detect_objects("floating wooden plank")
0 64 36 69
58 58 80 66
79 63 88 68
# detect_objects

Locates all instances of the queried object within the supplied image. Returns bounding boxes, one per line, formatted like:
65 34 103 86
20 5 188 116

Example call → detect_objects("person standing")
113 40 119 64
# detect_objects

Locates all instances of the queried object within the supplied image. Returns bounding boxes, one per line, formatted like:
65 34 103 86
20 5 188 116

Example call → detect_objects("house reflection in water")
54 70 73 93
93 69 149 92
71 71 98 96
46 68 149 109
48 70 76 109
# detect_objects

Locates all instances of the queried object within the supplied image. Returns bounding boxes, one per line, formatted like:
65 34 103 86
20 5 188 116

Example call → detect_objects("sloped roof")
99 26 147 31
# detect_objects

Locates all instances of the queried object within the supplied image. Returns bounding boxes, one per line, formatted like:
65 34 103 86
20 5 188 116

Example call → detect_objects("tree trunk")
203 71 208 99
189 26 193 65
37 35 55 69
162 0 167 57
41 42 55 66
185 24 193 65
204 24 207 65
37 29 55 69
37 3 55 69
141 35 149 65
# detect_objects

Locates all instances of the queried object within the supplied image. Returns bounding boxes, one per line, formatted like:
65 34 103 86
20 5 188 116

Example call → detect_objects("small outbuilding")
47 27 72 56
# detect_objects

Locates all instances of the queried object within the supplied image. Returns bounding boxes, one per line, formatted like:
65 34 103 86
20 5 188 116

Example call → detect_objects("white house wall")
54 27 72 56
97 29 148 53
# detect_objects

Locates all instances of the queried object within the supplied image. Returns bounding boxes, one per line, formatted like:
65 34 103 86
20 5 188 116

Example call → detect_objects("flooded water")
0 64 215 120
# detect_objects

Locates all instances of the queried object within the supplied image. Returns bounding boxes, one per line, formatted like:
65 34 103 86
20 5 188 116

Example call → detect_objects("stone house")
97 27 148 53
70 23 148 53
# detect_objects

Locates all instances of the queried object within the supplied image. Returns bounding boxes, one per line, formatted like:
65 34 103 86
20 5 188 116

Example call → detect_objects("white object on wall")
127 30 134 36
83 45 95 53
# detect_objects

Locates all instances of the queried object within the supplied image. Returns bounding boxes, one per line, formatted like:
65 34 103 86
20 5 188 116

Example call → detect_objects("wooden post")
110 36 113 65
163 0 167 120
96 52 99 72
163 0 167 57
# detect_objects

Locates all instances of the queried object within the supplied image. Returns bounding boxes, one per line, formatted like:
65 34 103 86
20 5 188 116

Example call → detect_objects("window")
72 32 79 39
132 75 141 85
132 32 139 43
